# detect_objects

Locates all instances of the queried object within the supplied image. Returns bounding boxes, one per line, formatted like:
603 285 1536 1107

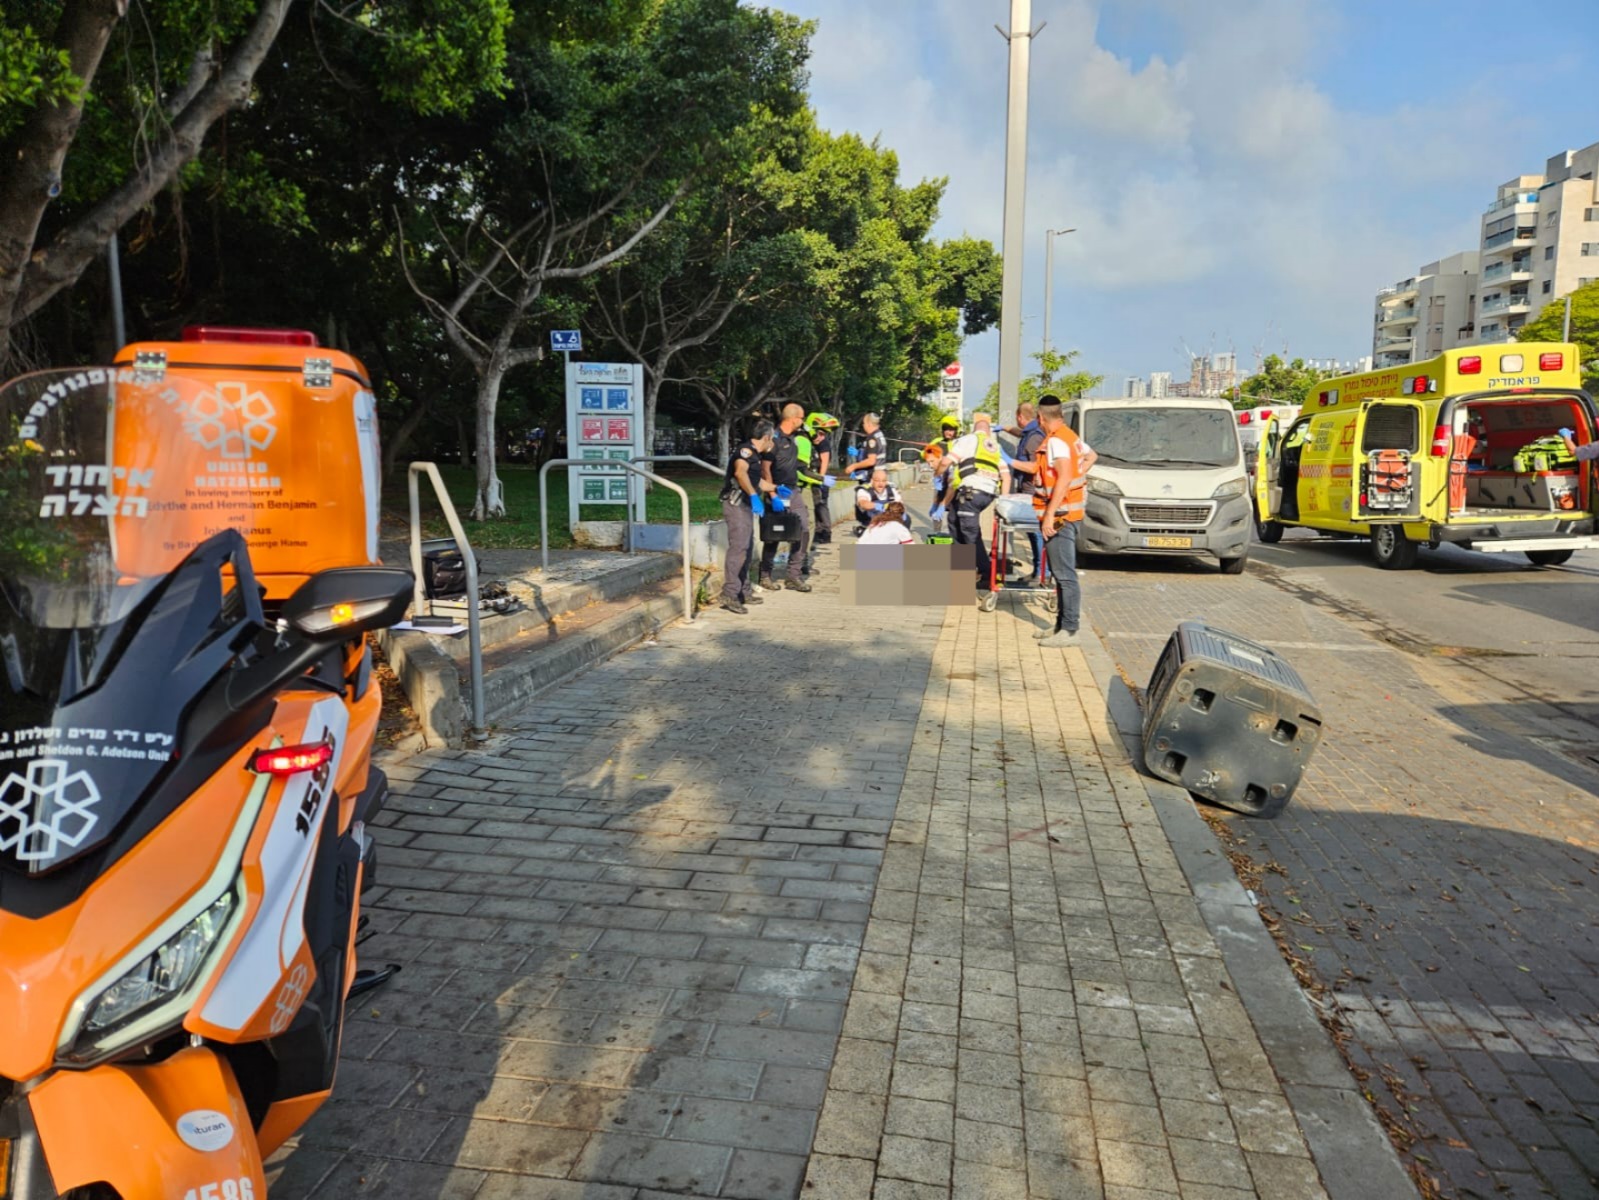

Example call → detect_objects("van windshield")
1082 408 1240 469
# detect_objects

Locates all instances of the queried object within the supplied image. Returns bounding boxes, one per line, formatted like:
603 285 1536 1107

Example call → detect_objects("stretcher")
981 494 1056 614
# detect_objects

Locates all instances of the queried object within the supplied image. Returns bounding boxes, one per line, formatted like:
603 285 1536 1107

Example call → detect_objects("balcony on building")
1376 305 1419 326
1484 190 1540 215
1482 227 1536 254
1481 256 1534 284
1376 278 1419 303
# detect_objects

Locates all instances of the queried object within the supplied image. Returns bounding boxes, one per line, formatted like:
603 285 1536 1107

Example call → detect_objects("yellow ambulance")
1254 343 1599 569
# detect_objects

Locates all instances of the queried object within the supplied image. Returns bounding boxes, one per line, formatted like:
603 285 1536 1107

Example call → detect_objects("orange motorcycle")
0 351 409 1198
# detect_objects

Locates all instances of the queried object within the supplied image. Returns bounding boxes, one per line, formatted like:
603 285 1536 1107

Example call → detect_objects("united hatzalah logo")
0 759 102 862
181 382 277 459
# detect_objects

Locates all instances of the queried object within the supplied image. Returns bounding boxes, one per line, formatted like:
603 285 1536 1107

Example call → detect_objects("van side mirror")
282 567 414 641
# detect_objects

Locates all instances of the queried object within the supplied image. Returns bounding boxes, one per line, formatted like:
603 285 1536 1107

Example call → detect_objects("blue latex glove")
1000 451 1016 467
772 493 786 512
823 474 837 488
775 485 794 499
847 446 861 461
873 502 885 513
750 493 764 516
1560 427 1575 439
930 505 946 522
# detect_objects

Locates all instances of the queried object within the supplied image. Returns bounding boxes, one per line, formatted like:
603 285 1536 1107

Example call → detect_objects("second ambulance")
1254 343 1598 569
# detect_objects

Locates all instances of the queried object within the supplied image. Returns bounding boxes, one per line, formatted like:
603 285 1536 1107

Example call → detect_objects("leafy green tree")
399 0 808 517
0 0 511 368
976 348 1104 418
1518 282 1599 388
1235 354 1330 410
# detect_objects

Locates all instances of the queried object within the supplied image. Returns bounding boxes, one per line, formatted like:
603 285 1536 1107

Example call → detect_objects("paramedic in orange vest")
1032 398 1096 648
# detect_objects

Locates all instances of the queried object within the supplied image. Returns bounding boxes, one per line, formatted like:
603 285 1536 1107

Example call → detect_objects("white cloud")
777 0 1553 393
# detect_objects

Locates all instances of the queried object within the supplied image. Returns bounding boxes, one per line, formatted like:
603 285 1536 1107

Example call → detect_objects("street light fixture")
1043 227 1076 356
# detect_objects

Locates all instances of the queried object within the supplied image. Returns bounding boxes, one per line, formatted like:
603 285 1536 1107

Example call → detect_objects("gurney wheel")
980 592 998 613
1044 593 1058 615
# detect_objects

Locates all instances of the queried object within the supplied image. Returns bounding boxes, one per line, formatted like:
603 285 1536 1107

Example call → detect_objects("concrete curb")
478 588 692 725
1076 627 1419 1200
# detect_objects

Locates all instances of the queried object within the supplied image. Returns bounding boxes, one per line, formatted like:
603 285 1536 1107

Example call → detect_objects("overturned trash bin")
1142 620 1323 818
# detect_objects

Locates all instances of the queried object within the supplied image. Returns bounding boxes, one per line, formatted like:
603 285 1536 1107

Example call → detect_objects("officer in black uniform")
719 419 776 614
848 412 889 484
758 402 818 592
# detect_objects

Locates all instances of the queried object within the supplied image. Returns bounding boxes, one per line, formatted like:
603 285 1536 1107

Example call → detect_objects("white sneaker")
1036 631 1080 648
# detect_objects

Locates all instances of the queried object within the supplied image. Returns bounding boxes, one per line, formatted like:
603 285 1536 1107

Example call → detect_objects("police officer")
808 413 840 546
758 402 820 592
848 412 888 483
945 411 1010 600
719 419 777 614
854 467 904 533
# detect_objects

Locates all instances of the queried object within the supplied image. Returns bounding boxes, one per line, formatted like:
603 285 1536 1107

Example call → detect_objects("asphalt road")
1242 529 1599 730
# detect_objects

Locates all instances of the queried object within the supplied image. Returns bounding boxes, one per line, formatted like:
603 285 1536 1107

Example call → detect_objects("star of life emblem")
0 759 103 863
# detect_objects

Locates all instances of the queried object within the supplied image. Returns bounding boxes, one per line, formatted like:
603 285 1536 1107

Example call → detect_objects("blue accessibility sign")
550 330 583 353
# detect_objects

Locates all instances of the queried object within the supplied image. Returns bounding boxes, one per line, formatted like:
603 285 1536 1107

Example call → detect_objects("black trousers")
813 486 832 543
950 488 996 587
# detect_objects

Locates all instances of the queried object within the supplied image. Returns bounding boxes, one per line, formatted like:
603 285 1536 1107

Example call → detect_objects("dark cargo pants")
721 499 756 603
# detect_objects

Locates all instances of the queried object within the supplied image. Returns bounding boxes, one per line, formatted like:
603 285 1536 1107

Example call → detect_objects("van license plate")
1142 535 1193 549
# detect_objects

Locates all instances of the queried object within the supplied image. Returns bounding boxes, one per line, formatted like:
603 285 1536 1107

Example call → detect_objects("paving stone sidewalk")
1084 559 1599 1199
267 537 1360 1198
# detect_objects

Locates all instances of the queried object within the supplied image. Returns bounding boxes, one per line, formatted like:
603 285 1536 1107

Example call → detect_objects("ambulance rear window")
1362 404 1419 453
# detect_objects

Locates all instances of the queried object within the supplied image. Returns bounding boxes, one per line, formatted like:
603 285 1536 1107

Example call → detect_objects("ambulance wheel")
980 591 999 613
1371 525 1418 570
1526 550 1574 567
1255 517 1284 544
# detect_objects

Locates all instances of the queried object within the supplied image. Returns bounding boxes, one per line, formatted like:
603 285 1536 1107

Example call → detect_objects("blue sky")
773 0 1599 401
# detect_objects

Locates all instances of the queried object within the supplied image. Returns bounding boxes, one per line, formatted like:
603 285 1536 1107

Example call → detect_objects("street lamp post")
995 0 1044 426
1042 227 1075 356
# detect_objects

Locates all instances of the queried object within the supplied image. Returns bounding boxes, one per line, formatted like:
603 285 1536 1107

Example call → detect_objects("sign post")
564 359 646 536
940 361 965 420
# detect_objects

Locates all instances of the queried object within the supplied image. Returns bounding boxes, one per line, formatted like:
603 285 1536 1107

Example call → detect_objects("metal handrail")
632 453 723 478
539 458 694 624
406 463 487 742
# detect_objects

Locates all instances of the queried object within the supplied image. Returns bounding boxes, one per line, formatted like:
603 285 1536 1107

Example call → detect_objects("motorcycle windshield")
0 368 262 876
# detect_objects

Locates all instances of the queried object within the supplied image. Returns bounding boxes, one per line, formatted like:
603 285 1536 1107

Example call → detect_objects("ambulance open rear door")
1353 400 1428 523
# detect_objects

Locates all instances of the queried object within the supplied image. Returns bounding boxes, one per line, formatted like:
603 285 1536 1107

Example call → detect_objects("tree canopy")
1518 283 1599 388
976 348 1104 418
1235 355 1332 410
1 1 1003 523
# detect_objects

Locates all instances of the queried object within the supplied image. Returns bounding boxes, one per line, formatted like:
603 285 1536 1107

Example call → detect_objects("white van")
1061 396 1252 574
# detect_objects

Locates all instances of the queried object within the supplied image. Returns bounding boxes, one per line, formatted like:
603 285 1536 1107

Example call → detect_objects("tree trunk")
472 364 506 518
716 414 733 467
0 0 126 366
455 412 471 468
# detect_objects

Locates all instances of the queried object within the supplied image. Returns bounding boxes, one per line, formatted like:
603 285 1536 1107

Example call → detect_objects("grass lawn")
384 463 726 550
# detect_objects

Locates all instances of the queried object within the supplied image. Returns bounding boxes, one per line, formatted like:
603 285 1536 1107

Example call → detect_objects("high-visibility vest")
795 433 825 488
1033 429 1094 522
951 433 1003 489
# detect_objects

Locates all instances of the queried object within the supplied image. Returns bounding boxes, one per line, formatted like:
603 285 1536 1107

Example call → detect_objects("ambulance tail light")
1411 376 1431 395
1259 409 1272 420
1430 424 1451 457
1458 356 1482 375
1238 412 1252 425
182 326 319 346
1540 352 1564 371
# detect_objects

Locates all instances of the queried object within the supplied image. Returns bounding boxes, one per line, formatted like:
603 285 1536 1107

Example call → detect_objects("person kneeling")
854 468 903 534
859 501 915 545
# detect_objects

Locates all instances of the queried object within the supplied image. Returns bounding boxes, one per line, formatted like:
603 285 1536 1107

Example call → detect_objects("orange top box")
112 328 382 599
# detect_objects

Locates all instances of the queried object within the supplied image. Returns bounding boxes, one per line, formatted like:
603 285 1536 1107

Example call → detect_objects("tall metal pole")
996 0 1041 427
1042 227 1075 359
1563 294 1573 342
1043 230 1054 358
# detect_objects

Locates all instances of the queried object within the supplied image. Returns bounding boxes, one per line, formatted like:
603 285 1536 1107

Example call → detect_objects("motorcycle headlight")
1211 477 1248 499
1087 476 1122 497
63 888 239 1063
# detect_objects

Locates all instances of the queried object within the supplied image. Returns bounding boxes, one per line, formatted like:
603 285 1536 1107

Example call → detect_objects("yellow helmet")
807 411 840 432
939 412 962 432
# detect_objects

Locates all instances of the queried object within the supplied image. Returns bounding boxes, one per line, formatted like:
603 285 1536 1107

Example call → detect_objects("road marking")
1099 632 1393 653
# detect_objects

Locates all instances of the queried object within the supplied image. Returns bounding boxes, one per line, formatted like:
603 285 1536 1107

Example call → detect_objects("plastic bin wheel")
980 591 999 613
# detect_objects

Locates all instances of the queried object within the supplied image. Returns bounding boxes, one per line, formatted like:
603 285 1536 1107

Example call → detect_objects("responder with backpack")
945 410 1011 601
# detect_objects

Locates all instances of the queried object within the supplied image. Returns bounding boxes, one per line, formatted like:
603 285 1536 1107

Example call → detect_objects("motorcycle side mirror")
282 567 415 641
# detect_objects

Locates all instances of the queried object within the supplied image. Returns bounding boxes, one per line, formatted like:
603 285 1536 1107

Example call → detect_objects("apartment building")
1477 142 1599 342
1123 376 1149 398
1372 251 1480 368
1149 371 1171 398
